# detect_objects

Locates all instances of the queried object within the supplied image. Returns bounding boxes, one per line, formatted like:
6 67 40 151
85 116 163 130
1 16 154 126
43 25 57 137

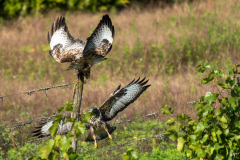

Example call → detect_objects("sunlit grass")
1 0 240 159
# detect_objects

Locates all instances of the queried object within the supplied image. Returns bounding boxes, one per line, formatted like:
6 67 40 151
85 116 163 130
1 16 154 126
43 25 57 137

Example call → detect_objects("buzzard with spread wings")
48 14 114 79
32 78 150 148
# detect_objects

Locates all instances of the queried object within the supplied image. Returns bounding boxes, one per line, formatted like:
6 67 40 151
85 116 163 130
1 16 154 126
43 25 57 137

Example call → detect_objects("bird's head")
88 107 100 117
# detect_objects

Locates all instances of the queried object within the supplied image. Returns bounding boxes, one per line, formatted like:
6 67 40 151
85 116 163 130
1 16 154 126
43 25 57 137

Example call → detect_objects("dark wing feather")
82 14 114 65
99 78 151 121
48 16 85 63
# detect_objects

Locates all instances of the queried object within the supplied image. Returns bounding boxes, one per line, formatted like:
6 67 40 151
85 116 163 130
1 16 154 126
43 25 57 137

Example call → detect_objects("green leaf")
161 104 168 109
217 81 229 89
216 107 225 116
202 105 213 117
195 122 206 133
177 137 185 151
69 153 78 160
197 101 206 110
210 147 214 155
73 121 86 136
176 113 190 121
229 69 234 75
222 123 228 129
58 106 64 112
39 139 54 159
223 129 229 136
81 113 91 122
166 131 177 141
219 98 229 107
234 120 240 129
213 69 224 77
188 120 196 125
204 62 211 68
185 149 192 157
229 97 237 110
68 148 78 160
59 136 71 151
67 117 75 122
201 77 214 84
218 115 227 123
66 106 73 111
167 117 175 125
214 143 224 152
130 150 138 159
67 132 74 138
121 155 129 160
49 122 59 137
226 77 235 88
121 148 138 160
167 124 177 132
215 153 224 160
202 134 209 143
161 107 174 115
54 114 63 122
48 151 58 160
190 135 196 144
234 135 240 141
54 135 61 146
198 67 206 73
204 92 217 105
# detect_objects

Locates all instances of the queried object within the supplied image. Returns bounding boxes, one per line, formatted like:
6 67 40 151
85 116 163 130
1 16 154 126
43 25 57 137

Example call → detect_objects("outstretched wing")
48 16 85 63
99 78 150 121
82 14 114 65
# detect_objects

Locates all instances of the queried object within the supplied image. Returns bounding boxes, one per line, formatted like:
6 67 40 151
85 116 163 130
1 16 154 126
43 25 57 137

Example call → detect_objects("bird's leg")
103 122 112 140
90 126 98 148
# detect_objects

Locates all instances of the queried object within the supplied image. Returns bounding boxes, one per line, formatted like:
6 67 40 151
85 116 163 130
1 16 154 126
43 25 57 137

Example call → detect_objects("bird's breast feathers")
90 117 103 129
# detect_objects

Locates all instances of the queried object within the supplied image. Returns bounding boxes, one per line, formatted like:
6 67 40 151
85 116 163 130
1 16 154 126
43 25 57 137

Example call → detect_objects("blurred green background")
0 0 193 19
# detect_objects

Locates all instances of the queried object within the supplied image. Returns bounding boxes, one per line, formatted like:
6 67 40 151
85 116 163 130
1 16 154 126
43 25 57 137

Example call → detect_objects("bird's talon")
94 141 98 148
109 134 112 140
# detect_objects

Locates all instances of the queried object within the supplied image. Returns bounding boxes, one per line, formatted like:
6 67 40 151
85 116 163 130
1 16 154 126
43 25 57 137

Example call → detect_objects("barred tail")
32 121 54 138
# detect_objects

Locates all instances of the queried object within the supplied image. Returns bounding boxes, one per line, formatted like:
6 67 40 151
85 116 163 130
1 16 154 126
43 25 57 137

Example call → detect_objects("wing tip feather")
49 16 67 42
141 79 149 86
47 31 50 44
113 85 121 94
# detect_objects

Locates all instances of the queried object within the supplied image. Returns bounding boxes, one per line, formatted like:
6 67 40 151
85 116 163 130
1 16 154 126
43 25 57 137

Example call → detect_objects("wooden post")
71 72 84 152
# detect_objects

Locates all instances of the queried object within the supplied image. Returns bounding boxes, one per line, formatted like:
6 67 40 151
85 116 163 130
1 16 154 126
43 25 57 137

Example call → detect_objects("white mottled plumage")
48 14 114 79
32 120 72 138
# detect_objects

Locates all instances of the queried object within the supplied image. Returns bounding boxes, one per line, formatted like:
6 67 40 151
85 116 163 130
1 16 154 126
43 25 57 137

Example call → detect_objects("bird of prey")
48 14 114 79
32 78 150 148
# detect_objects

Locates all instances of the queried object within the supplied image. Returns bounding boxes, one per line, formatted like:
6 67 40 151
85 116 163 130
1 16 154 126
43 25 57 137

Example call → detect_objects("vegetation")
1 0 240 159
0 0 193 19
162 63 240 159
0 0 129 19
0 111 187 159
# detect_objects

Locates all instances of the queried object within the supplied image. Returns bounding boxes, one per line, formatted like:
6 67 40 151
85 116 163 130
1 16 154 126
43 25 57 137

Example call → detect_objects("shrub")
162 63 240 159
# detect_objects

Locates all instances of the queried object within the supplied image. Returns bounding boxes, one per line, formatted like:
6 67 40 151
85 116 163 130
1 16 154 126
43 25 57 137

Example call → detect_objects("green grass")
1 0 240 159
0 116 188 160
